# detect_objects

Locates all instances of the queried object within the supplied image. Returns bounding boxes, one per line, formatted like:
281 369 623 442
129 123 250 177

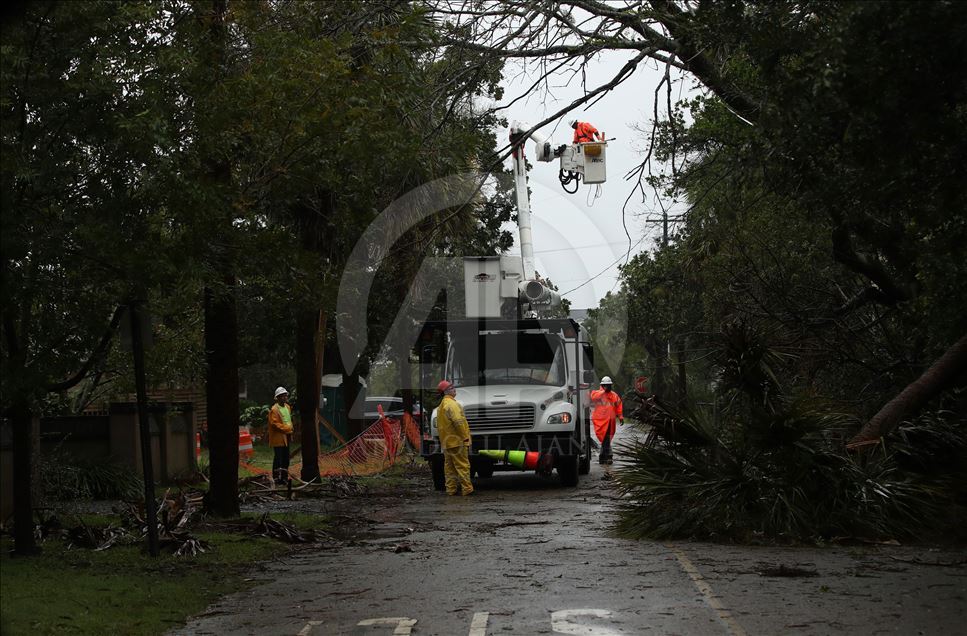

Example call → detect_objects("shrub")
614 322 963 542
39 450 144 501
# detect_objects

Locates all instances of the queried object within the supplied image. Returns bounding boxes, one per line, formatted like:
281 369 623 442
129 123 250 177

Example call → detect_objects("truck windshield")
450 332 566 387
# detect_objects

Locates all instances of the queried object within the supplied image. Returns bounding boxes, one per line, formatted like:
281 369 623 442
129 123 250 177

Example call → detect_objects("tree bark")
676 338 687 406
10 399 39 555
203 281 240 517
848 333 967 447
644 335 668 401
296 309 324 481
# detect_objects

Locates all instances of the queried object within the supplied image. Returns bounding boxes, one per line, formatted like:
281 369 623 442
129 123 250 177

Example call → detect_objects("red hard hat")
437 380 453 394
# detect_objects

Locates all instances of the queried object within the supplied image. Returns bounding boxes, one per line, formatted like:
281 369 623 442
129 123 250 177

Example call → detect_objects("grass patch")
239 511 330 532
1 524 291 635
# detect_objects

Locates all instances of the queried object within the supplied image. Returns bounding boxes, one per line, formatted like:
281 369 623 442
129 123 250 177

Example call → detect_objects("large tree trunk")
296 309 324 481
10 399 38 555
203 281 240 517
676 338 687 406
644 335 668 400
197 0 239 516
848 333 967 448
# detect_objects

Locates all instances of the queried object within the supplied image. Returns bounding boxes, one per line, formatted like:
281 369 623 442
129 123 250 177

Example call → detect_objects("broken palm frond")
65 521 131 551
119 489 209 556
32 512 134 551
165 535 210 557
252 513 319 543
614 322 961 543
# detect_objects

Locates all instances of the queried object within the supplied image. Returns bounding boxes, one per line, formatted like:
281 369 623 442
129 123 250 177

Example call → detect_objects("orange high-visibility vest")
589 388 622 442
573 121 600 143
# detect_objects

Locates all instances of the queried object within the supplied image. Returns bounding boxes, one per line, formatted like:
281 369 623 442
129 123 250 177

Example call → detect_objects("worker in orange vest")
436 380 473 496
590 376 623 464
268 386 294 486
570 119 604 143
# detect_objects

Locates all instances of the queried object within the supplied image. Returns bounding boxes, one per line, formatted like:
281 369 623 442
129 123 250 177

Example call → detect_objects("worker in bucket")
268 386 294 486
569 119 604 143
590 377 623 464
436 380 474 496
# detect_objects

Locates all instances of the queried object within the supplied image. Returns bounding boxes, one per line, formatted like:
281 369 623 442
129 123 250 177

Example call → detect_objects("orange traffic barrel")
238 430 254 459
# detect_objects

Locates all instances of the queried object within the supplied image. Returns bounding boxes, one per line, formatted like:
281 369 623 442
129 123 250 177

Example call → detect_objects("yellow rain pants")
443 445 473 496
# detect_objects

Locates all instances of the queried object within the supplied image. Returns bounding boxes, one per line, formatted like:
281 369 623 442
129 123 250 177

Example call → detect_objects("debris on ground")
757 564 819 577
393 543 413 553
253 513 319 543
123 490 211 556
65 522 130 551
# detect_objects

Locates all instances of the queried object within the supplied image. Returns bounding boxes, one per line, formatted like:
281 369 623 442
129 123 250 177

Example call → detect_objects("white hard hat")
274 386 288 398
600 376 613 385
568 119 578 127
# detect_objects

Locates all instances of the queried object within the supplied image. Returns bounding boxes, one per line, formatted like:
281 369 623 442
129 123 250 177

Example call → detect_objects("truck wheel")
558 454 579 487
430 455 445 491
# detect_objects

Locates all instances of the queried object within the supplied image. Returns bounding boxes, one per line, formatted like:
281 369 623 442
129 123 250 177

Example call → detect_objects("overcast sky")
493 51 691 309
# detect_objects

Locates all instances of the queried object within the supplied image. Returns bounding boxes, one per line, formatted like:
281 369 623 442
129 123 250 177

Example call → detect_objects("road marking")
551 609 622 635
667 545 747 636
469 611 490 636
356 617 417 635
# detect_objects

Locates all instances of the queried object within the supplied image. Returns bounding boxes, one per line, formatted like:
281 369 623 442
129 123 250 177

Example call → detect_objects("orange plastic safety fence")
240 414 423 480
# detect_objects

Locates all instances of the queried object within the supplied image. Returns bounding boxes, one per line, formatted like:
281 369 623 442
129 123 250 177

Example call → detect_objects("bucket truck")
419 122 607 488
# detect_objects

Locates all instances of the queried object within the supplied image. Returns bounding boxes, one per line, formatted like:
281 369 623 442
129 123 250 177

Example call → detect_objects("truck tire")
558 454 579 487
430 455 445 491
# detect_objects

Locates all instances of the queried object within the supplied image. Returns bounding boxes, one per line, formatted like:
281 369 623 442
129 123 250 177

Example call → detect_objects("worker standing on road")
436 380 474 496
570 119 604 143
268 386 294 486
590 377 623 464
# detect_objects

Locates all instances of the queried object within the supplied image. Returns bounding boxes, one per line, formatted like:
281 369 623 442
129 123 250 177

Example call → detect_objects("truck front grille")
465 404 536 431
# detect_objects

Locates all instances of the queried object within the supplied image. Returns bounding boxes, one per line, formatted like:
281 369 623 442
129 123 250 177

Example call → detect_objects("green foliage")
615 326 962 542
239 404 270 433
39 451 144 502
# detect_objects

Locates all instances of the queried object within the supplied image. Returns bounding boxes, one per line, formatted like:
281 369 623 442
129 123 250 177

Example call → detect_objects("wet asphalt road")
176 453 967 635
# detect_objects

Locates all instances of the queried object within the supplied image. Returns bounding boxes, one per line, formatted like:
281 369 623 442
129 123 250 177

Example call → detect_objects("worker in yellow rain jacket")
268 386 294 486
436 380 473 496
590 376 623 465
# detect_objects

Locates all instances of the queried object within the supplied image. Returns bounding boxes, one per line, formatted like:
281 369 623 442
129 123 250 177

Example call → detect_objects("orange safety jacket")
589 388 623 442
573 121 600 143
268 403 294 447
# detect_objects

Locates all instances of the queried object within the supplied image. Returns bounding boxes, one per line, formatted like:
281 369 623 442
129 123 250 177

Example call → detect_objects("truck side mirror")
582 369 595 384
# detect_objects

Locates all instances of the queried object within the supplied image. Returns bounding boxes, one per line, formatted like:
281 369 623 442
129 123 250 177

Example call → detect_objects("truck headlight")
546 412 571 425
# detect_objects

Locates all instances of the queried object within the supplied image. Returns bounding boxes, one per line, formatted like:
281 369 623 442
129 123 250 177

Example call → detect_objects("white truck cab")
422 317 594 487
